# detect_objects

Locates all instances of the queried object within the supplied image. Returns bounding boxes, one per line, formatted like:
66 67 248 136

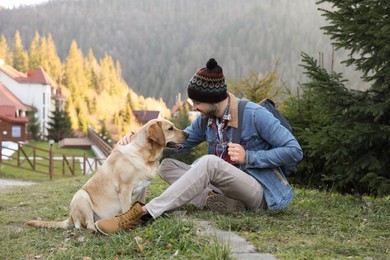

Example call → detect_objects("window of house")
12 125 21 138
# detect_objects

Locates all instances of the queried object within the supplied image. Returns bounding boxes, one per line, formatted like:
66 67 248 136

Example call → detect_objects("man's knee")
195 154 221 166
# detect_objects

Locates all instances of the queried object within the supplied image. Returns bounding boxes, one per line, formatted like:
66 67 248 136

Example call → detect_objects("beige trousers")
145 155 265 218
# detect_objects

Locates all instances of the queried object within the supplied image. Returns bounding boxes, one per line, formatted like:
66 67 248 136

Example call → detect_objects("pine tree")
63 40 88 132
285 0 390 196
47 101 73 142
84 49 99 93
27 107 41 141
45 34 62 84
0 34 9 62
11 31 29 72
28 31 42 70
99 53 120 95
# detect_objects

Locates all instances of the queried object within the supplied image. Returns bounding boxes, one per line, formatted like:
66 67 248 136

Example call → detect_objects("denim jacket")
181 93 303 209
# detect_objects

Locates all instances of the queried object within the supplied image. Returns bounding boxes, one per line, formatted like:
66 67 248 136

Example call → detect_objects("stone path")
195 220 277 260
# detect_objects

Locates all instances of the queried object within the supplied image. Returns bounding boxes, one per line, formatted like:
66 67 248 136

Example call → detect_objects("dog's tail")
25 218 73 229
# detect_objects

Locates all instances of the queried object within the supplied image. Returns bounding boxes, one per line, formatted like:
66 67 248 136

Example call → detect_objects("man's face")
192 100 217 119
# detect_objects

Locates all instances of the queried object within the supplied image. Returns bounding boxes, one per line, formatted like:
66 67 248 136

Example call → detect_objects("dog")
26 119 188 231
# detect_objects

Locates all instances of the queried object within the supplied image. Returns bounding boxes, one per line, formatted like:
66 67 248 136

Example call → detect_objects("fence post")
0 134 2 163
49 140 54 180
33 147 36 170
83 152 86 175
17 143 20 166
72 156 75 176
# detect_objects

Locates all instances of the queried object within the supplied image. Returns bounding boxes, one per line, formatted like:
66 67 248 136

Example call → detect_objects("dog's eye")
168 126 174 131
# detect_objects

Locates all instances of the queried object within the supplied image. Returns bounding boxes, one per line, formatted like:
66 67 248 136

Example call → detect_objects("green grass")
0 142 96 182
190 190 390 259
0 176 228 259
0 170 389 259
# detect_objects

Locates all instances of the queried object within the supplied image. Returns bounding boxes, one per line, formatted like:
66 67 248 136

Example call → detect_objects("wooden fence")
87 126 113 158
0 142 104 180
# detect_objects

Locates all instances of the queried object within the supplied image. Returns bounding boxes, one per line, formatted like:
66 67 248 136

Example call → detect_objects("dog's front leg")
118 185 133 212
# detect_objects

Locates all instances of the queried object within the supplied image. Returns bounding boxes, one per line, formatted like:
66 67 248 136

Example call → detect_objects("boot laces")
117 204 145 228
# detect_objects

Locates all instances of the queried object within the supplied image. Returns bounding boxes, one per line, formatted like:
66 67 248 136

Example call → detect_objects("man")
95 58 303 235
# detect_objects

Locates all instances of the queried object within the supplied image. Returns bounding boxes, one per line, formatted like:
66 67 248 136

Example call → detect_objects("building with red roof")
0 59 65 139
0 82 31 142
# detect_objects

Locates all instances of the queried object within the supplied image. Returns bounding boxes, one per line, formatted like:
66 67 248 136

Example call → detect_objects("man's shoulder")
242 100 264 112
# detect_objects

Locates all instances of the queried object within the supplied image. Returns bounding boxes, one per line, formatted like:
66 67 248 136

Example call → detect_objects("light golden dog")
26 119 188 231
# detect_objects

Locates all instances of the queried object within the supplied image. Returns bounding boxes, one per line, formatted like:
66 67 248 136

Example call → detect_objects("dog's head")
146 119 188 148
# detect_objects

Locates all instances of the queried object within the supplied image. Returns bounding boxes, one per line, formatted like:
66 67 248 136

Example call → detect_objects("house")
0 59 65 137
132 110 162 125
0 82 31 142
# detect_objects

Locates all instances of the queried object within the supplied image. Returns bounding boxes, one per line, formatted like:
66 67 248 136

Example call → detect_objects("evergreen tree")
84 49 99 94
11 31 29 72
0 34 9 62
285 0 390 196
47 101 73 142
28 31 42 70
27 107 41 141
84 49 99 116
45 34 62 84
99 53 120 95
63 40 88 132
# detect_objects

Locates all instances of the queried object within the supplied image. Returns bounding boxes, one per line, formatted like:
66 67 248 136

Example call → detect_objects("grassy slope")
0 174 389 259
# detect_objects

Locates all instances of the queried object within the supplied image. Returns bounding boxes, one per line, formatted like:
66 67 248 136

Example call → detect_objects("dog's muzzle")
166 142 181 149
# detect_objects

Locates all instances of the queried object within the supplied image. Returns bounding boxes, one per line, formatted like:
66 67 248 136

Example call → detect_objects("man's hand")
117 131 135 146
227 142 246 164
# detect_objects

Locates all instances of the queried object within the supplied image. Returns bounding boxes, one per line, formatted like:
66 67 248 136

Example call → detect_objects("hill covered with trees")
0 0 365 106
0 31 171 141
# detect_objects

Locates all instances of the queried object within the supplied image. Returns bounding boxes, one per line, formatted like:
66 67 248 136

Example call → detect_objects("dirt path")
0 179 36 190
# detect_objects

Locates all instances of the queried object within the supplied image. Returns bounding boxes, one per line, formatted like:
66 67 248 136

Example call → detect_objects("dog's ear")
147 122 165 146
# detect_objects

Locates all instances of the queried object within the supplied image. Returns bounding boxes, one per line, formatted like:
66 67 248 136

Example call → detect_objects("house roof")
0 114 28 124
0 82 31 112
132 110 161 124
0 64 55 86
27 67 56 85
0 82 30 124
0 64 28 83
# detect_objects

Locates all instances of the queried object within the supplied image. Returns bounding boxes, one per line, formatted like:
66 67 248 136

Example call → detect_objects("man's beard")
199 104 218 119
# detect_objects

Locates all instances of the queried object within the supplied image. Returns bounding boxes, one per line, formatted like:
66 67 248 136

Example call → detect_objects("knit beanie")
187 58 228 103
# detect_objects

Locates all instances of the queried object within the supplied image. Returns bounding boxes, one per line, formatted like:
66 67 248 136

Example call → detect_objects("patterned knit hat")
187 58 228 103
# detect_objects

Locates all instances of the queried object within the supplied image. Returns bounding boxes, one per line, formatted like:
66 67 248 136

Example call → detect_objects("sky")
0 0 49 9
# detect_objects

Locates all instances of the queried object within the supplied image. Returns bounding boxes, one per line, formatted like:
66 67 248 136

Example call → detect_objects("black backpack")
201 98 296 175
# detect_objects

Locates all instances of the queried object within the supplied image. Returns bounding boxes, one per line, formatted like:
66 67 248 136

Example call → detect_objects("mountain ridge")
0 0 362 106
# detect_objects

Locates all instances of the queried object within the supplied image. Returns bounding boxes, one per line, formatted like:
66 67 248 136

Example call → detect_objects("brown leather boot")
94 202 152 235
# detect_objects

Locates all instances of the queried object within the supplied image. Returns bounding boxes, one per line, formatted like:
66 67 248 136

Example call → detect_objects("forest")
0 31 171 141
0 0 365 106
